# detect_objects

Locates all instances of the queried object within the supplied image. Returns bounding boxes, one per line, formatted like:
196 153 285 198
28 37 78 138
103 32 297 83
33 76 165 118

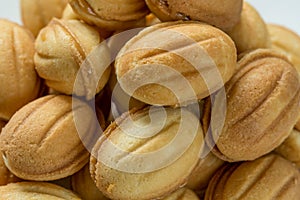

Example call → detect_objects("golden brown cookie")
187 152 224 193
268 24 300 74
0 95 98 181
90 107 204 200
72 164 108 200
275 129 300 168
0 19 41 121
268 24 300 132
34 18 111 99
0 182 81 199
145 0 243 31
62 6 113 39
204 154 300 200
163 187 199 200
115 21 236 106
21 0 68 37
69 0 149 31
226 2 271 53
202 49 300 161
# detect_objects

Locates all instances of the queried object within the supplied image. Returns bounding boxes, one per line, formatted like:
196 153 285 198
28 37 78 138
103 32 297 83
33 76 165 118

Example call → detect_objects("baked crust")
202 49 300 161
145 0 243 31
0 19 41 121
0 182 81 199
268 24 300 74
226 2 271 53
115 21 237 106
204 154 300 200
0 95 98 181
90 107 204 200
69 0 149 31
20 0 68 37
34 18 111 99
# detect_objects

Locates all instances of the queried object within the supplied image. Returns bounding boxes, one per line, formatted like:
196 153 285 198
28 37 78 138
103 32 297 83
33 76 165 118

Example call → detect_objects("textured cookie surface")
0 19 40 121
0 182 81 199
226 2 271 53
21 0 68 36
69 0 149 30
34 18 111 99
145 0 243 31
91 107 204 200
0 95 98 181
268 24 300 74
116 21 236 106
205 154 300 200
203 49 300 161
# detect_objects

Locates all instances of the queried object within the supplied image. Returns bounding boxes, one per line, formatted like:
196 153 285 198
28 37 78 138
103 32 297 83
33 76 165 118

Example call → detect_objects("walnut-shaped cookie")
34 18 111 99
268 24 300 74
90 107 204 200
0 95 99 181
0 19 40 121
69 0 149 31
226 2 271 54
21 0 68 37
205 154 300 200
145 0 243 31
203 49 300 161
115 21 236 106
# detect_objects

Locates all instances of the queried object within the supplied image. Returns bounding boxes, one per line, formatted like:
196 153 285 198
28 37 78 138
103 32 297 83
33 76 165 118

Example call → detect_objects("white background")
0 0 299 35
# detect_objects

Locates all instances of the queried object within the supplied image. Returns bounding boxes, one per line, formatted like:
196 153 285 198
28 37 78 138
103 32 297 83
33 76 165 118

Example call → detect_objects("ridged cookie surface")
0 95 98 181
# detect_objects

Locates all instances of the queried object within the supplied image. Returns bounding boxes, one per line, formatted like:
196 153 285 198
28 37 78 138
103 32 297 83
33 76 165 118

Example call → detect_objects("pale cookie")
90 107 204 200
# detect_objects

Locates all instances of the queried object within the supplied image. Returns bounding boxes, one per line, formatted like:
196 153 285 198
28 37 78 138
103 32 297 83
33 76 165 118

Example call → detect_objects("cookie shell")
0 95 98 181
205 154 300 200
145 0 243 31
203 49 300 161
115 21 236 106
90 107 204 200
21 0 68 37
0 182 81 199
0 19 41 121
34 18 111 99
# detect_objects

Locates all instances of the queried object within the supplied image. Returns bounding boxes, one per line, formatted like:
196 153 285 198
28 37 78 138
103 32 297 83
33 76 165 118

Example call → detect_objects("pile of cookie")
0 0 300 199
